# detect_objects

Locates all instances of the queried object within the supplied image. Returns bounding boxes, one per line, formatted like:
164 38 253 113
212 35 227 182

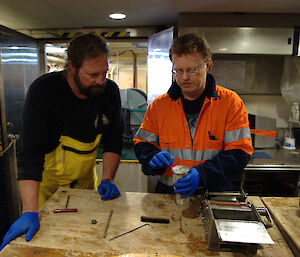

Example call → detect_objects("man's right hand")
149 151 174 169
0 212 39 251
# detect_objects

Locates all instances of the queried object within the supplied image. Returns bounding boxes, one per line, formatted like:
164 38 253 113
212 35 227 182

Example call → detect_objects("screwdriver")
53 195 78 213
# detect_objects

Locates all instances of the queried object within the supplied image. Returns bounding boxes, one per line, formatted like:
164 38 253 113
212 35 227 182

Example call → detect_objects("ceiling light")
109 13 126 20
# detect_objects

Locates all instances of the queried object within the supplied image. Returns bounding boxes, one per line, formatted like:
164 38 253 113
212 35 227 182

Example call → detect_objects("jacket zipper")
61 144 98 154
61 144 98 165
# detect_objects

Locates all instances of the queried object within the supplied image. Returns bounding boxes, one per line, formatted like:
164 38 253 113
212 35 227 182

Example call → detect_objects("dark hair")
66 33 109 69
169 33 212 61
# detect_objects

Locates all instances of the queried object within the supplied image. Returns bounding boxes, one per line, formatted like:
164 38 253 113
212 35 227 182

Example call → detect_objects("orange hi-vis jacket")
134 76 253 185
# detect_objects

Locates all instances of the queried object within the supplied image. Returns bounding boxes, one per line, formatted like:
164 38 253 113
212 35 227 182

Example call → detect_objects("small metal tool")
141 216 169 224
103 209 113 238
53 195 78 213
65 195 70 208
108 223 150 241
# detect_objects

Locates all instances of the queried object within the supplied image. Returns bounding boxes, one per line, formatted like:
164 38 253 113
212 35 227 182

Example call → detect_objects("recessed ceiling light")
109 13 126 20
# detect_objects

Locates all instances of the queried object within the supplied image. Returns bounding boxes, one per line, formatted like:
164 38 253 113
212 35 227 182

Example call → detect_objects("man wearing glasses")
134 33 253 196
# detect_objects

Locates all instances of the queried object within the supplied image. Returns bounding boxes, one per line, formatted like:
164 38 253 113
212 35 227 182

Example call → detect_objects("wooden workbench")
262 197 300 257
1 189 294 257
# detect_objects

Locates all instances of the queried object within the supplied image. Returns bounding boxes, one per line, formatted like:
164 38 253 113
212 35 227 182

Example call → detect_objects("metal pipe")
103 209 113 238
108 223 149 241
111 50 137 88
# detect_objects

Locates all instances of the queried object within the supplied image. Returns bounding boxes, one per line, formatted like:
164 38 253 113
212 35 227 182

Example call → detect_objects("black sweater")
18 71 123 181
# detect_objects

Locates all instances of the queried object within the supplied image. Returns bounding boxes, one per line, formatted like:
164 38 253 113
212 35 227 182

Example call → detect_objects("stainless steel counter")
245 148 300 196
246 148 300 171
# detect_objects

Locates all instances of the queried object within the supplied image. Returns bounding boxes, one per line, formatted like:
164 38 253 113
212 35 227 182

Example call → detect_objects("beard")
74 70 106 97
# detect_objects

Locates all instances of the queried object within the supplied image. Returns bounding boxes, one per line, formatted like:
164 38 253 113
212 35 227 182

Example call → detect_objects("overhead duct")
178 13 300 56
179 27 295 55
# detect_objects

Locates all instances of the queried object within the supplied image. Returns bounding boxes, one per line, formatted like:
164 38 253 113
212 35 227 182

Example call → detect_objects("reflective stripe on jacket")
134 83 253 177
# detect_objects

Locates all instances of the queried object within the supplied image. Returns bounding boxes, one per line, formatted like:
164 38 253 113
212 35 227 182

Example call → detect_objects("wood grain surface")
262 197 300 257
0 189 295 256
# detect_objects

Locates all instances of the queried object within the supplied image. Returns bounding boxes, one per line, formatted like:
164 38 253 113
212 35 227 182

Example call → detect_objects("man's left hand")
173 168 200 198
98 180 120 200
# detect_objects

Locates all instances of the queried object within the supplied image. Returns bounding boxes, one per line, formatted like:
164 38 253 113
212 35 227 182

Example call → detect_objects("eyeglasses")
172 65 206 77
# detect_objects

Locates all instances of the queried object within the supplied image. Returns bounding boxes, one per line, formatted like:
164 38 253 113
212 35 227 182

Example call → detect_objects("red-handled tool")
53 208 77 213
53 195 78 213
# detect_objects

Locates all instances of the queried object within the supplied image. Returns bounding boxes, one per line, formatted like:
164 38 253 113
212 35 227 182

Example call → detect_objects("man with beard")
0 34 123 251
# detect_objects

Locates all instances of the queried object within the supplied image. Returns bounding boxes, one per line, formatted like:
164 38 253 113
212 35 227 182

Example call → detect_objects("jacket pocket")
207 139 223 150
60 144 98 180
159 135 177 149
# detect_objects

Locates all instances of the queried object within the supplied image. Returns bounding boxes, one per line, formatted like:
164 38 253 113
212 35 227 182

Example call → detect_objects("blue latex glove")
173 167 200 198
98 180 120 200
149 151 174 169
0 212 39 251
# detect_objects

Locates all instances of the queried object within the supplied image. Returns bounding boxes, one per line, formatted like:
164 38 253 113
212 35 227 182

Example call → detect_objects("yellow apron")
39 134 101 208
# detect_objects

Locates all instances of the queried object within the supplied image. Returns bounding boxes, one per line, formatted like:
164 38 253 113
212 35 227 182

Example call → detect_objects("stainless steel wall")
0 27 40 135
0 25 40 237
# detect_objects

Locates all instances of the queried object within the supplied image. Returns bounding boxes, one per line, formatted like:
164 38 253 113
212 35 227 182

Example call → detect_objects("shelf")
288 120 300 125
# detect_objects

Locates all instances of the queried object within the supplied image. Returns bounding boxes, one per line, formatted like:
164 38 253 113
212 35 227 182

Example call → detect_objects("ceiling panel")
0 0 300 30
